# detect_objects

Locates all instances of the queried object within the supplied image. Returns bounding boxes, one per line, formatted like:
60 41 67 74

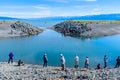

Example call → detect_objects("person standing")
60 54 65 70
115 56 120 68
104 55 108 68
74 55 79 68
84 56 89 69
8 52 14 63
43 53 48 68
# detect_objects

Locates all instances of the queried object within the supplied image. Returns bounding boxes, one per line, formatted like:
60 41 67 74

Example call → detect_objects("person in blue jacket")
8 52 14 63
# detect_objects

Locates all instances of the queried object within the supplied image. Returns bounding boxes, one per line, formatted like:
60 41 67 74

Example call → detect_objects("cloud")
1 0 119 18
74 5 88 8
76 0 97 2
44 0 97 3
44 0 68 3
0 5 51 18
0 4 103 18
0 5 29 9
0 11 51 18
32 5 49 10
0 5 49 10
93 8 102 11
85 0 96 1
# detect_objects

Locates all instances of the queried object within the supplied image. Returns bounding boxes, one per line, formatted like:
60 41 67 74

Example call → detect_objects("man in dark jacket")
104 55 108 68
43 54 48 67
8 52 14 63
115 56 120 68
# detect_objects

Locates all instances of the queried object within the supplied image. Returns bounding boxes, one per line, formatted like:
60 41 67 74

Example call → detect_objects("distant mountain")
30 14 120 20
0 17 19 20
1 14 120 20
68 14 120 20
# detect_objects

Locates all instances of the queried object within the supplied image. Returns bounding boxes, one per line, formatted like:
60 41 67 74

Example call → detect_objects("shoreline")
52 20 120 38
0 20 43 38
0 62 120 80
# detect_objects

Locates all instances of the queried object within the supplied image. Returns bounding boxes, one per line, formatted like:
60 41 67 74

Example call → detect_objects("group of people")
97 55 109 69
7 52 120 70
97 55 120 69
42 53 120 70
42 53 89 70
8 52 24 66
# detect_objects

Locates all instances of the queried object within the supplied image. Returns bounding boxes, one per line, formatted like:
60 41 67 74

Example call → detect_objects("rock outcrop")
0 21 43 38
52 20 91 38
52 20 120 38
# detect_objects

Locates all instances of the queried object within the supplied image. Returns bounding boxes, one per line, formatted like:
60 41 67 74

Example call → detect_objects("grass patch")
67 20 120 24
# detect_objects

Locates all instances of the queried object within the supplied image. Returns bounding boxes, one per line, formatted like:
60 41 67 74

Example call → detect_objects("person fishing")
43 53 48 67
84 56 89 68
104 55 108 68
8 52 14 63
115 56 120 68
60 54 66 70
74 55 79 69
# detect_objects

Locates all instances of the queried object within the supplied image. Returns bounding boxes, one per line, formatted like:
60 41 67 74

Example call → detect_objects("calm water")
0 19 120 68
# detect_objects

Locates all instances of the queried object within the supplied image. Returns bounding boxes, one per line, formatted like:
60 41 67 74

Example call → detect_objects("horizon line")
0 13 120 19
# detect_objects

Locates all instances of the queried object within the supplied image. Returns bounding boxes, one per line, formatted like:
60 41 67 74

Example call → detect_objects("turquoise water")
0 20 120 68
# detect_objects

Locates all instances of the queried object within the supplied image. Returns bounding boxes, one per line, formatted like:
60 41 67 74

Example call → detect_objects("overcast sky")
0 0 119 18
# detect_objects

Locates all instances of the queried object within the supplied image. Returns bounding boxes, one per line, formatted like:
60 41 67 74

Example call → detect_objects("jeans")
85 64 89 68
8 58 13 63
104 62 107 68
43 61 47 67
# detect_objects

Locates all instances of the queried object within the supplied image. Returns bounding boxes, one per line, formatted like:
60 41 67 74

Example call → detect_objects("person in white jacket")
75 55 79 68
60 54 65 70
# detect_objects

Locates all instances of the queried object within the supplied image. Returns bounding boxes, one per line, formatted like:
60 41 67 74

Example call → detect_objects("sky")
0 0 120 18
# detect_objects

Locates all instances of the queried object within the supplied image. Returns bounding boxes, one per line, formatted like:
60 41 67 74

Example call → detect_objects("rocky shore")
52 20 120 38
0 62 120 80
0 21 43 38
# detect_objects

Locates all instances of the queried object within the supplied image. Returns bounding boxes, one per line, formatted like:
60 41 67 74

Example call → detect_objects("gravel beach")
0 62 120 80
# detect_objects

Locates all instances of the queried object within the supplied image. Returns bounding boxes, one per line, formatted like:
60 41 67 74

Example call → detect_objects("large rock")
0 21 43 38
52 20 120 38
52 20 91 38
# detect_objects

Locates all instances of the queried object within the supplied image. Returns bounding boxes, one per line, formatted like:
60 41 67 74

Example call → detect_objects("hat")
60 54 63 57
